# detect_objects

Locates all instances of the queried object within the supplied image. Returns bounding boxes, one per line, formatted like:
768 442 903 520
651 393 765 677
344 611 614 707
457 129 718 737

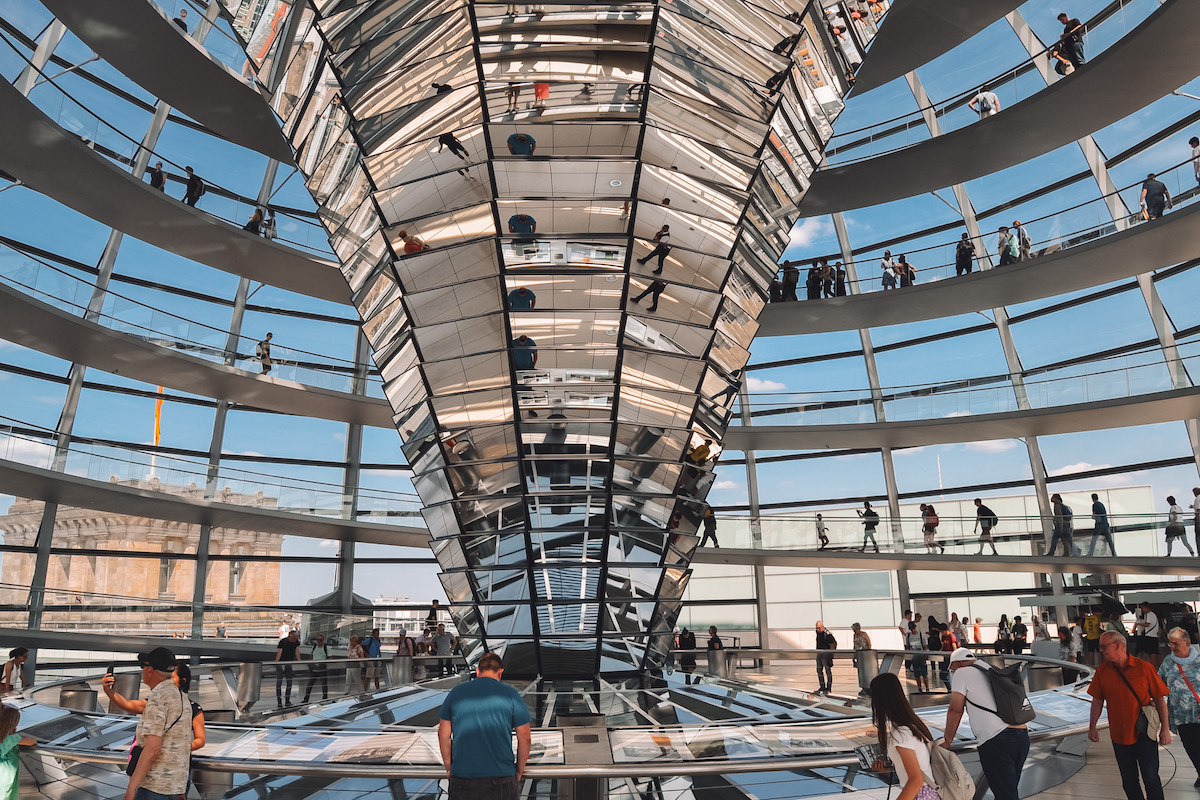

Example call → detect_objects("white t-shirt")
951 663 1010 745
1192 144 1199 180
1139 611 1159 637
887 724 934 787
972 91 999 113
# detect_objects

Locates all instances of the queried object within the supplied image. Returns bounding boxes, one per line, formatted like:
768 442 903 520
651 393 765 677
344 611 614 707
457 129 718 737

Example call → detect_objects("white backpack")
924 741 976 800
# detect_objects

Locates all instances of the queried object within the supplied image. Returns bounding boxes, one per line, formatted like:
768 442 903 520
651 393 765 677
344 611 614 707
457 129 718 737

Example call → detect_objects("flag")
154 386 163 446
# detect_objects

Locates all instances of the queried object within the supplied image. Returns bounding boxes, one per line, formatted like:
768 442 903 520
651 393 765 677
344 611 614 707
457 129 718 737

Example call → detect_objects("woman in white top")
870 672 940 800
1166 495 1194 556
881 250 897 291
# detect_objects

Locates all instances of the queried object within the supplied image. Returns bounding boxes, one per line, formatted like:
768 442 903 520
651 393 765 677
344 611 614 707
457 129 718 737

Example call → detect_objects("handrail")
0 241 380 389
783 154 1196 295
0 29 327 255
826 0 1140 156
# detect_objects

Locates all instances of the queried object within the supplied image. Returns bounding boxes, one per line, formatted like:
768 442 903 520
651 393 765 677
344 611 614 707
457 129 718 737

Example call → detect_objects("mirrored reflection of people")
968 87 1000 119
533 81 549 109
438 652 531 798
507 286 536 309
431 82 453 95
182 166 205 207
438 132 470 175
511 335 538 370
636 225 671 274
687 438 712 466
678 627 698 683
0 649 28 695
699 505 718 547
256 332 272 374
275 629 300 707
1140 173 1172 221
508 213 538 257
398 229 428 254
147 161 166 192
1088 631 1170 800
630 279 667 312
302 634 330 703
505 82 521 113
506 132 536 155
172 8 188 32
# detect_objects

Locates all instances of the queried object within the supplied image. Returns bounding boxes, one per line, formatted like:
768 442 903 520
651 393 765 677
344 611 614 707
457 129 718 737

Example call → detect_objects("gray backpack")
925 741 976 800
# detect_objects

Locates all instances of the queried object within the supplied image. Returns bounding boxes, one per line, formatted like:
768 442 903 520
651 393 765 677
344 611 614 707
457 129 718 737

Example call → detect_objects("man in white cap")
940 648 1030 800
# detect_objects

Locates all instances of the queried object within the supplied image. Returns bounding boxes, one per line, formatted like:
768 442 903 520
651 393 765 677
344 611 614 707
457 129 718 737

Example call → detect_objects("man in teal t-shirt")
438 652 531 799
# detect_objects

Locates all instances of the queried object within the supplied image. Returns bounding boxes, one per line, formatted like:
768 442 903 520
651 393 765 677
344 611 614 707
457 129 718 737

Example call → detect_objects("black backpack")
968 663 1035 725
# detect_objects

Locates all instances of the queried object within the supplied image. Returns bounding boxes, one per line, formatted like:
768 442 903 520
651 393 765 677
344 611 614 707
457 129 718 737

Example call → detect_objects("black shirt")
243 219 261 234
1142 178 1168 203
277 638 300 660
149 167 165 190
956 239 974 264
172 16 187 32
816 630 837 650
976 505 997 526
707 635 723 650
861 509 879 530
1062 18 1082 43
679 631 697 650
1011 623 1028 641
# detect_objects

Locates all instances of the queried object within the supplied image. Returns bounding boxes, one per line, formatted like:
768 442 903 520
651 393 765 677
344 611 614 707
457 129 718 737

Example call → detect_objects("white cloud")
712 480 740 490
746 377 787 392
0 436 54 469
788 217 832 249
1048 462 1113 477
317 540 339 548
964 440 1019 453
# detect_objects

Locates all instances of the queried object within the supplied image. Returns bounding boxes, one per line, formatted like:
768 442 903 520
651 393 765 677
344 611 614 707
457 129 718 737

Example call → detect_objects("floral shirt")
1159 647 1200 732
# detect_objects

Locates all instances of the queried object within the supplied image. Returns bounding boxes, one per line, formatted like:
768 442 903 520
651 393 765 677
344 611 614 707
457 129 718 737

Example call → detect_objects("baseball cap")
137 647 177 671
949 647 976 663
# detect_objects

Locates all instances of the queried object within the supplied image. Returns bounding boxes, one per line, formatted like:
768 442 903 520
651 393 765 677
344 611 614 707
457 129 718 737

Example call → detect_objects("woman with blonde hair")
346 635 365 693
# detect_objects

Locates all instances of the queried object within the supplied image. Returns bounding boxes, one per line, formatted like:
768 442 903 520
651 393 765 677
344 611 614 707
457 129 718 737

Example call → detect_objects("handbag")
126 688 186 776
1114 665 1161 741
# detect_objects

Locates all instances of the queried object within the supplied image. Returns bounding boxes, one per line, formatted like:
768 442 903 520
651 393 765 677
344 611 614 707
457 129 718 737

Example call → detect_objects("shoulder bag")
127 688 186 776
1176 663 1200 708
1113 664 1162 741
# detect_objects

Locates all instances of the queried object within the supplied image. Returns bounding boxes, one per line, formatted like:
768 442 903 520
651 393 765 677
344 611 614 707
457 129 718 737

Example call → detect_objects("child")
0 705 35 799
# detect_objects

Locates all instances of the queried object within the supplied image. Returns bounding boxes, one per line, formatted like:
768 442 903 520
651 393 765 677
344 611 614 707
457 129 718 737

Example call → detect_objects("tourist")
816 513 830 550
256 333 273 375
942 648 1030 800
974 617 983 646
182 166 205 207
637 225 671 273
1012 220 1031 261
851 622 872 663
437 652 531 796
1159 628 1200 786
262 209 277 240
398 229 428 254
920 503 941 554
699 505 718 548
275 629 300 707
147 161 166 191
1191 486 1200 553
346 635 364 693
1088 631 1170 800
362 628 384 690
1140 173 1172 221
880 250 897 290
1010 616 1028 654
857 500 880 552
997 226 1017 266
1134 602 1163 668
171 8 188 31
427 599 441 625
678 627 698 684
1166 495 1194 556
508 213 539 257
707 625 723 651
1048 493 1078 556
0 705 34 799
955 233 975 276
1058 627 1076 682
302 633 330 703
506 132 536 155
973 498 999 555
508 286 536 310
243 208 263 234
0 650 28 695
630 279 668 312
781 261 800 301
1191 137 1200 185
103 663 206 760
1084 610 1102 666
1088 493 1116 556
124 647 192 800
868 672 938 799
905 621 930 692
511 335 538 370
1058 13 1085 67
815 620 836 694
996 614 1012 654
968 86 1001 119
433 624 457 677
896 255 914 288
438 131 471 175
834 262 847 296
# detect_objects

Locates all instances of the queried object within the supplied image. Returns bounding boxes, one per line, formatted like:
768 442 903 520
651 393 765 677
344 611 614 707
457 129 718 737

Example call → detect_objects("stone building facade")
0 477 283 636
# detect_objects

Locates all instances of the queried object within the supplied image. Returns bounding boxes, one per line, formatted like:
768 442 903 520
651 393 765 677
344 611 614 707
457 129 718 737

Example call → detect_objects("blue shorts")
910 657 928 677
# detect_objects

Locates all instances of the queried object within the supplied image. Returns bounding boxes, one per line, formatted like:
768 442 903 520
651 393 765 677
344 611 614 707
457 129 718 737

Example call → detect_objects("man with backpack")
182 166 206 207
973 498 999 555
1048 493 1078 556
941 648 1032 800
968 88 1001 119
857 501 880 552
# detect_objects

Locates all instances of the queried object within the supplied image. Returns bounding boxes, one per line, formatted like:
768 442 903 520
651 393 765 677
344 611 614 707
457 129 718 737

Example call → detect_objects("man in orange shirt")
1088 631 1170 800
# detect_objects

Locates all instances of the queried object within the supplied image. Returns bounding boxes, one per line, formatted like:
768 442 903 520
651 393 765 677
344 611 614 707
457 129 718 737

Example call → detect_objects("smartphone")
106 665 114 676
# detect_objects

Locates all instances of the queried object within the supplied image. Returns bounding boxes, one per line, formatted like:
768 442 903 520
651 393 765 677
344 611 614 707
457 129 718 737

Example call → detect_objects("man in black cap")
125 646 191 800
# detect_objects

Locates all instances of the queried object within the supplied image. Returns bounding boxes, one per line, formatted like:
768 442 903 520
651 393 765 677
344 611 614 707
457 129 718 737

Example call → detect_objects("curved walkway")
799 0 1200 215
0 281 393 428
758 200 1200 335
0 79 347 302
850 0 1024 95
724 385 1200 450
39 0 293 162
692 546 1200 574
0 458 430 548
